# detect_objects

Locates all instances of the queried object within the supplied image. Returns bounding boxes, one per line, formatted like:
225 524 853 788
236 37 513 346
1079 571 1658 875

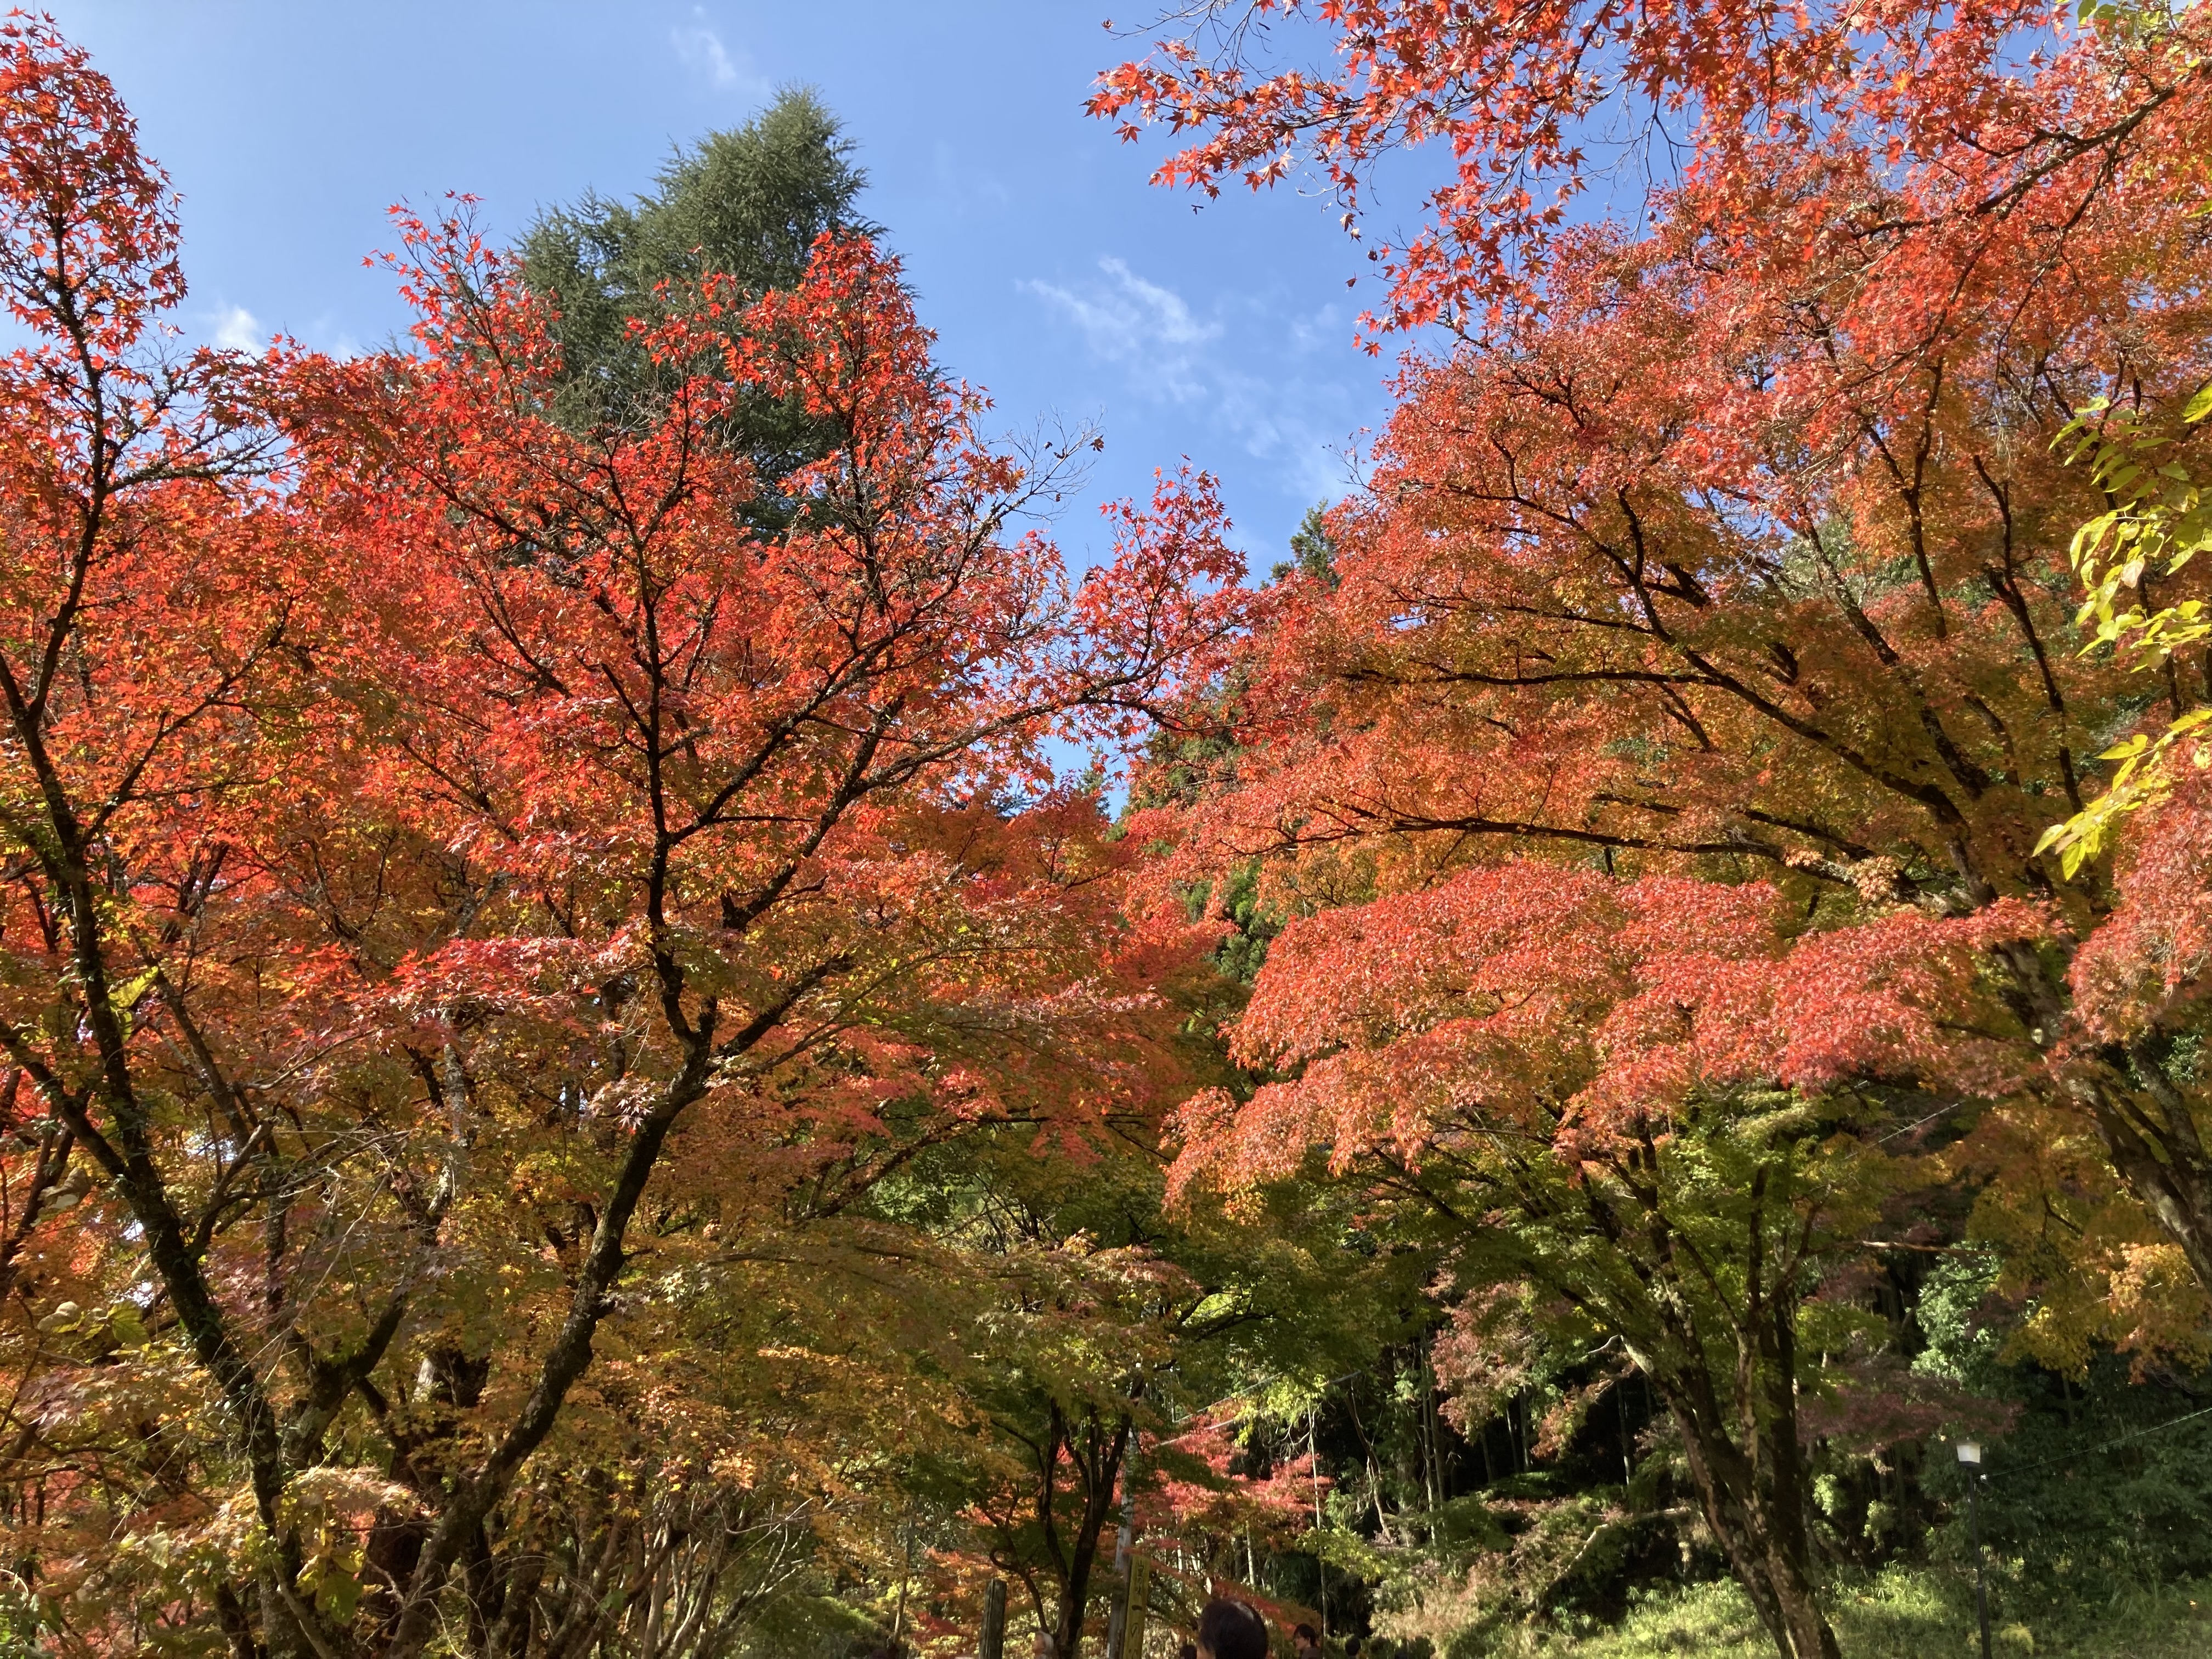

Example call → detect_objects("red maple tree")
1116 6 2212 1656
1132 19 2212 1288
1094 0 2212 336
0 22 1250 1655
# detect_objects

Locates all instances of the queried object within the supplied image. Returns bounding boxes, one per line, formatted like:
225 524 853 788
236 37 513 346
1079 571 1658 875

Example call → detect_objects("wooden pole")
1104 1439 1138 1659
891 1516 914 1651
981 1578 1008 1659
1310 1407 1327 1640
1122 1556 1151 1659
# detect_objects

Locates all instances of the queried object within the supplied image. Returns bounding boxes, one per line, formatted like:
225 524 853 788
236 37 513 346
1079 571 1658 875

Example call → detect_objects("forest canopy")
3 6 2212 1659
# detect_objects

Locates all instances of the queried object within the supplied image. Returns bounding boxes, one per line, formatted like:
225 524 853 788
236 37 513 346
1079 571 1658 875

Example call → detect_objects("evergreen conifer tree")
517 89 877 516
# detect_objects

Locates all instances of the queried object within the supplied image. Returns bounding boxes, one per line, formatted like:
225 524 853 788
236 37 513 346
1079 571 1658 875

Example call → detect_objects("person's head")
1342 1640 1360 1659
1292 1625 1321 1657
1031 1635 1056 1659
1195 1599 1269 1659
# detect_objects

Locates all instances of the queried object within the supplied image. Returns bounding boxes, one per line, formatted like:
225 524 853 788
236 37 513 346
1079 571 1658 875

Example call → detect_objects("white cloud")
1212 364 1363 503
1023 258 1363 503
297 310 364 360
1288 302 1346 356
1022 258 1222 402
671 8 763 94
210 304 264 356
930 140 1011 216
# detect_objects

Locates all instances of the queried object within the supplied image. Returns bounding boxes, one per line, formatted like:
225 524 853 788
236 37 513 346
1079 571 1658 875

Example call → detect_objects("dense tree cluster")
1103 1 2212 1655
3 4 2212 1658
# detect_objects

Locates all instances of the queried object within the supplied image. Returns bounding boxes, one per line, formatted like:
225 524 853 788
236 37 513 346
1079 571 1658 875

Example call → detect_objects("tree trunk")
1049 1412 1131 1659
2087 1068 2212 1295
1102 1470 1137 1659
1649 1363 1839 1659
2006 947 2212 1300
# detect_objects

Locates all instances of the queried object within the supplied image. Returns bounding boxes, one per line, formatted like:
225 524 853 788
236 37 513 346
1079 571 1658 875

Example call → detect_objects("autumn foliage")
0 17 1268 1656
1118 0 2212 1299
1093 0 2212 334
1101 1 2212 1655
7 3 2212 1656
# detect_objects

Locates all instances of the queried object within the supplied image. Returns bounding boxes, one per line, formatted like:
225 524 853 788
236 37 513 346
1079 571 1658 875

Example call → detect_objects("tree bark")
2086 1067 2212 1296
1646 1349 1838 1659
1048 1409 1131 1659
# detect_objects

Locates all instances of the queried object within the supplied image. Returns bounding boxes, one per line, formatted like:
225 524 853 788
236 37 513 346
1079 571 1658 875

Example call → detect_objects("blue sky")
48 1 1400 573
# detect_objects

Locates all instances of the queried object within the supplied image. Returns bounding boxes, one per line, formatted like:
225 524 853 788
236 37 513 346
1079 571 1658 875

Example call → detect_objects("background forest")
3 5 2212 1659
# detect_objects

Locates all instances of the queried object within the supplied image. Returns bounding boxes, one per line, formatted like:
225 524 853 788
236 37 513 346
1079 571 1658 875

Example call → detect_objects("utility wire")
1976 1402 2212 1481
1876 1101 1970 1144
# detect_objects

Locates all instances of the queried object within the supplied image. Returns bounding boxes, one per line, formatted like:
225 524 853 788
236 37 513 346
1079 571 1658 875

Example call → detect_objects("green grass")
1524 1567 2212 1657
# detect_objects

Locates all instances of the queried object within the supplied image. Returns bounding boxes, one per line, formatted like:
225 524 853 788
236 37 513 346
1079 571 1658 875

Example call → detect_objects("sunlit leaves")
2038 387 2212 874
